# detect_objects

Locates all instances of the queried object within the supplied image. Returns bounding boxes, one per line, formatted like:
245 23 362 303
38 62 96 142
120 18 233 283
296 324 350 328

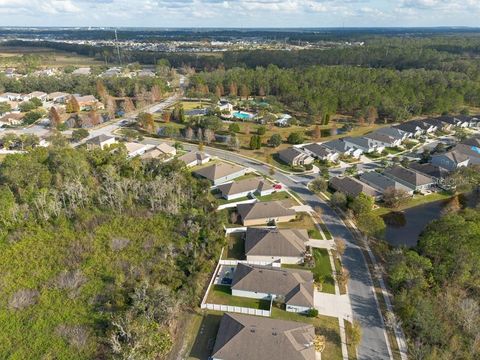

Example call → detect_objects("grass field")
206 285 272 310
0 46 104 67
277 212 322 239
372 191 454 216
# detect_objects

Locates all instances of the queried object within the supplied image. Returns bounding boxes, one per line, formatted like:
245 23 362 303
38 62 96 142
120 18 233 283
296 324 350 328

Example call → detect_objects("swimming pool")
232 111 255 120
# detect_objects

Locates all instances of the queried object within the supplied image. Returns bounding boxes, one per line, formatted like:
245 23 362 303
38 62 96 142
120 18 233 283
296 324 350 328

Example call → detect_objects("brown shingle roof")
217 177 273 197
212 313 315 360
237 201 296 222
232 263 314 308
245 227 308 258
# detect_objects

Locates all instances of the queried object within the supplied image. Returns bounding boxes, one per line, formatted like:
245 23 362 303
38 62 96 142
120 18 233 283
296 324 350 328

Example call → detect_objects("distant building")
72 67 91 76
25 91 48 102
124 142 153 158
431 151 470 172
47 92 71 104
193 162 247 185
322 139 363 159
274 114 292 127
303 143 339 162
277 147 314 167
178 151 211 167
86 135 117 150
0 113 24 126
211 313 315 360
74 95 104 111
375 126 412 142
364 132 403 148
343 136 385 153
217 177 274 200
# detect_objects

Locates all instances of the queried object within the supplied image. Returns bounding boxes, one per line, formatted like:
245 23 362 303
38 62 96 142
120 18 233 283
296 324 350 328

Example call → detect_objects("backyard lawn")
206 285 271 310
223 233 245 260
188 312 223 360
271 307 343 360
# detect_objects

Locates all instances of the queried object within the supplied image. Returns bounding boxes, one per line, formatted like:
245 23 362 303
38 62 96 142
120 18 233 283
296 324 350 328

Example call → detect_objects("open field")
0 46 104 67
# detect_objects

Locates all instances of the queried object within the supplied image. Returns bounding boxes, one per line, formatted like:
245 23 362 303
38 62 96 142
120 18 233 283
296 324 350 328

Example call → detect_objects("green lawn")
224 233 245 260
257 191 296 206
206 285 271 310
373 191 454 216
277 212 322 239
319 223 333 240
188 312 223 360
215 194 250 206
271 307 343 360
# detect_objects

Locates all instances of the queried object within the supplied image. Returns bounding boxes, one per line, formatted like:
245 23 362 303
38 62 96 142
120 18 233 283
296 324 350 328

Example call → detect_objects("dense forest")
0 73 168 99
0 144 224 359
388 207 480 359
188 65 480 121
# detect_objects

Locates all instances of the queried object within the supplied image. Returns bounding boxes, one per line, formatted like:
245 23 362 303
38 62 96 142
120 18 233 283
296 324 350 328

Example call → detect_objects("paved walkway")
306 239 335 249
314 292 353 320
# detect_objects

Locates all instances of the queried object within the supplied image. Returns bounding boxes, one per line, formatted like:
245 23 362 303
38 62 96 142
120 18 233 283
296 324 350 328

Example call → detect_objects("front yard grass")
372 191 454 216
206 285 271 310
257 190 297 207
271 307 343 360
319 223 333 240
277 212 322 239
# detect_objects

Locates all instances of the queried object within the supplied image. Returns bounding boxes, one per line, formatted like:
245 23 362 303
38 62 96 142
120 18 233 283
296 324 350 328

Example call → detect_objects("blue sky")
0 0 479 27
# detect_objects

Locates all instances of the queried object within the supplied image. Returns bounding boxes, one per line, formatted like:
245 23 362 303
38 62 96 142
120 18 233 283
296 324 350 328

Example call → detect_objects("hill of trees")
0 144 224 359
387 208 480 358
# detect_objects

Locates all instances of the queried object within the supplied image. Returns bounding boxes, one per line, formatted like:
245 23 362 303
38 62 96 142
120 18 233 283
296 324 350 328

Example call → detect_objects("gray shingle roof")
278 147 305 163
408 162 449 179
86 134 114 145
178 151 210 164
360 171 412 193
303 143 333 158
237 201 296 222
193 162 245 181
245 228 308 258
212 313 315 360
383 166 435 187
329 176 381 198
232 263 314 308
217 177 272 197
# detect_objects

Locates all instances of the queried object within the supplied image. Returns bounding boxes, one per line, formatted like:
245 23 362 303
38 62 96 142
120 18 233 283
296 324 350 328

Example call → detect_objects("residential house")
244 227 309 264
360 171 414 195
137 69 155 77
278 147 314 167
0 113 24 126
231 263 314 313
0 93 22 102
74 95 104 111
375 126 411 142
343 136 386 153
423 118 453 132
124 142 153 158
185 108 208 117
72 67 91 76
218 100 234 113
193 162 247 185
329 176 382 199
140 143 177 161
237 201 296 226
451 143 480 166
47 92 71 104
364 132 403 148
322 139 363 159
302 143 339 162
453 115 474 128
431 151 470 172
85 135 117 150
178 151 211 167
408 163 450 182
436 115 469 128
102 67 122 77
25 91 48 102
383 166 435 191
275 114 292 127
217 177 274 200
394 122 425 138
211 313 315 360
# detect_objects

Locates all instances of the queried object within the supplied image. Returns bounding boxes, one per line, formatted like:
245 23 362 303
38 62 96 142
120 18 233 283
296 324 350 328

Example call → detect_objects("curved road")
143 141 393 360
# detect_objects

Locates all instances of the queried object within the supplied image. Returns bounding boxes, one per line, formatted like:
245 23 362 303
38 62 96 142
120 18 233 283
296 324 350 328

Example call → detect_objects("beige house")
74 95 105 111
141 143 177 161
237 201 296 226
217 177 274 200
193 162 247 185
178 151 211 167
86 135 117 150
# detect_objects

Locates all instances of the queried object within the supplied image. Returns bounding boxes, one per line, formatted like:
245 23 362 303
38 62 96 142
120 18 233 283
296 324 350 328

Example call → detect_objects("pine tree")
48 107 61 128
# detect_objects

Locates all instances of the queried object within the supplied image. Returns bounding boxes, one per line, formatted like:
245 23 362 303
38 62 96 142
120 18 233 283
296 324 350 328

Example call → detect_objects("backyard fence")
201 303 271 317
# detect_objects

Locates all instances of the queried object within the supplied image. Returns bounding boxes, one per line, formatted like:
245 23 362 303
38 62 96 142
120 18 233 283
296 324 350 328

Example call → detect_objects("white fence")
219 259 281 267
201 303 271 317
217 198 256 211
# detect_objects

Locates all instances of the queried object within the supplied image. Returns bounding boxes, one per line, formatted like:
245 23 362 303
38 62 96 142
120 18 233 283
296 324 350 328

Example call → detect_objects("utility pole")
114 29 122 66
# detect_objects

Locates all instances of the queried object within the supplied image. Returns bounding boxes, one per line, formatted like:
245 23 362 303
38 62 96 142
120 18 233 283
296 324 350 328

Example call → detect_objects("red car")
273 184 282 190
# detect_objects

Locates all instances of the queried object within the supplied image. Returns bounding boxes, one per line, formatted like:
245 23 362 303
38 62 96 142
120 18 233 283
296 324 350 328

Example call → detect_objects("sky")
0 0 480 28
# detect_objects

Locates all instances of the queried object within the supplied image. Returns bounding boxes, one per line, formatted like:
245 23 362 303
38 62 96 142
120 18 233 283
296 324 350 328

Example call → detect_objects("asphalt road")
143 139 393 360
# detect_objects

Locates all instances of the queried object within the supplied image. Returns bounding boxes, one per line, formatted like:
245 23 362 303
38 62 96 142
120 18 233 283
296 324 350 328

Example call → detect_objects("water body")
383 192 479 248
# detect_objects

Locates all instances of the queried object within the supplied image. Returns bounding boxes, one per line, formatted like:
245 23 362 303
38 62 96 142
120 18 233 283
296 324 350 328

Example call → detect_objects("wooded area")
0 145 224 359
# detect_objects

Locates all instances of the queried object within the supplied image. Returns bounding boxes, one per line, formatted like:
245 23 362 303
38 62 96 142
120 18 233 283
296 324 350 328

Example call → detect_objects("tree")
151 85 163 101
96 80 108 103
71 129 89 142
137 112 155 132
23 110 44 125
204 129 215 144
229 82 237 96
228 135 240 150
357 212 386 239
287 132 305 145
313 125 321 140
331 192 347 209
124 98 135 113
366 106 378 125
334 239 346 257
184 127 194 141
249 135 262 150
344 165 358 176
49 107 61 128
310 177 328 194
383 188 410 209
0 101 12 114
239 84 250 99
106 96 116 118
162 112 171 123
257 126 266 135
229 123 240 134
66 96 80 113
347 321 362 351
268 133 282 147
349 193 374 217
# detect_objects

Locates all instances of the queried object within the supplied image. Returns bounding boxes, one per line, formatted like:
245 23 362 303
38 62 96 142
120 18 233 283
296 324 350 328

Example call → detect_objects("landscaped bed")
206 285 271 310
